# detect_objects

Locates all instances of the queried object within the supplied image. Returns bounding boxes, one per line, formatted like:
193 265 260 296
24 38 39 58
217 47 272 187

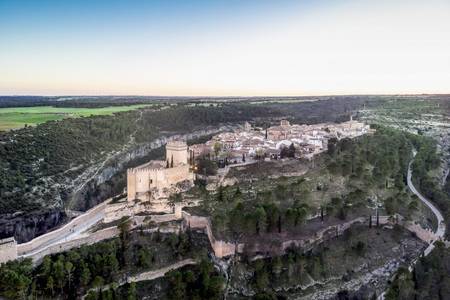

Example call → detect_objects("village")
191 117 373 163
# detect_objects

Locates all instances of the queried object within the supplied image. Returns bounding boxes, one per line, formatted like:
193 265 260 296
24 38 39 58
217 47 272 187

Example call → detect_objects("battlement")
166 140 188 149
128 160 166 173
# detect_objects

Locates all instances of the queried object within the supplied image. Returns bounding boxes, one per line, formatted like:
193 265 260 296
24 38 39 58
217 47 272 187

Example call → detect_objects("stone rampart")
181 212 367 258
182 211 238 258
28 227 119 264
0 237 18 264
17 199 110 256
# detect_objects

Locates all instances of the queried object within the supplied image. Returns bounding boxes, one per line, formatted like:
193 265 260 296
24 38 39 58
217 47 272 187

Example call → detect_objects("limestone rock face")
0 209 66 243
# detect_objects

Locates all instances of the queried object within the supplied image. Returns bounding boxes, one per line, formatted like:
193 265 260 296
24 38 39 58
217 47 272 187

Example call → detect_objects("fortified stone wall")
0 237 17 263
29 227 119 265
17 199 110 256
182 212 368 258
127 164 192 201
182 211 239 258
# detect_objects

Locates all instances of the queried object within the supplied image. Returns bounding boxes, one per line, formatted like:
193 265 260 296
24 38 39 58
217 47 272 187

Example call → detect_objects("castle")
127 140 194 202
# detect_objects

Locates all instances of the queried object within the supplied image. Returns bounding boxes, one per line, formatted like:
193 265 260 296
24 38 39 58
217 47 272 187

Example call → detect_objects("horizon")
1 0 449 96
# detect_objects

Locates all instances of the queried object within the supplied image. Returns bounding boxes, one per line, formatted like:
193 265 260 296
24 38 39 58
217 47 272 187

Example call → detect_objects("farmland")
0 104 151 131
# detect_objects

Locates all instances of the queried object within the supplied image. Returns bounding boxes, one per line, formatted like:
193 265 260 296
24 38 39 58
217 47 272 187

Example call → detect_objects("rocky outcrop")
0 209 66 243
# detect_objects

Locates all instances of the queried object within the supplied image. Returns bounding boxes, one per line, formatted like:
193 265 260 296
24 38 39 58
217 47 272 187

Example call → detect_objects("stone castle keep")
127 140 194 202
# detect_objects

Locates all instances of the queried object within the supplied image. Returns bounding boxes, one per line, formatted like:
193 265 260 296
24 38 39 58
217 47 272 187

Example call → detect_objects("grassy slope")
0 104 151 131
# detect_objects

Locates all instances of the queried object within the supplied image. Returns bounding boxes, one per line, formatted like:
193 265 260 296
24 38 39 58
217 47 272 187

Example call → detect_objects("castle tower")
166 140 188 166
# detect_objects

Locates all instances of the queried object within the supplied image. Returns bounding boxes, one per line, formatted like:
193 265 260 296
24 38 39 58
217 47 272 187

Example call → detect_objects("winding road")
379 153 446 299
407 152 446 255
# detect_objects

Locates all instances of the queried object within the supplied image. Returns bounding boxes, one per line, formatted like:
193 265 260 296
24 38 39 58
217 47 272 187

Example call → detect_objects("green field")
0 104 151 131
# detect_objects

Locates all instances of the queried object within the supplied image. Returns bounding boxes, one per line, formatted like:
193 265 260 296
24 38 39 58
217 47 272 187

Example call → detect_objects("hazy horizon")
1 0 449 96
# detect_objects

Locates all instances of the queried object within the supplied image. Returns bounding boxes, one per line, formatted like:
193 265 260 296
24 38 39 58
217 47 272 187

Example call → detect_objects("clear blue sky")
1 0 449 96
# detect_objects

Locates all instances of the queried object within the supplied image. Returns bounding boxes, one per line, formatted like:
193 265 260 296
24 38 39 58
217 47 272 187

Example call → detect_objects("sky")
0 0 449 96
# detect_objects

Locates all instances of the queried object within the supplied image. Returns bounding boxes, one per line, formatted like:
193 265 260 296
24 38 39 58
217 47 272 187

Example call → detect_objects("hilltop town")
0 97 449 300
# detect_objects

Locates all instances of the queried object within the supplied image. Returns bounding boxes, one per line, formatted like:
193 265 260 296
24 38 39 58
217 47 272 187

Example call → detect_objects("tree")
213 142 222 157
65 261 74 289
53 258 65 292
327 137 338 156
46 276 54 296
92 276 104 291
254 207 267 235
280 144 295 158
217 185 224 202
117 217 131 266
138 248 152 268
127 282 137 300
254 260 269 291
104 253 119 279
168 271 186 300
80 265 92 287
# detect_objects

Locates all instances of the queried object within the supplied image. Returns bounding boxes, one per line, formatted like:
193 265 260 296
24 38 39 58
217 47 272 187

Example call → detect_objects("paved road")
407 153 446 256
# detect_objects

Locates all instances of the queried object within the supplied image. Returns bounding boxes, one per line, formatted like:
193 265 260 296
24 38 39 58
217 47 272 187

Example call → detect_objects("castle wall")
134 169 150 197
28 227 119 265
17 199 109 256
0 238 17 264
127 164 193 201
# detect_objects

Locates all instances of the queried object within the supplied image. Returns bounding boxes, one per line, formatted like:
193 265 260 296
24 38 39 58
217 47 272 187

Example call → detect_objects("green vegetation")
0 104 152 131
0 229 205 299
